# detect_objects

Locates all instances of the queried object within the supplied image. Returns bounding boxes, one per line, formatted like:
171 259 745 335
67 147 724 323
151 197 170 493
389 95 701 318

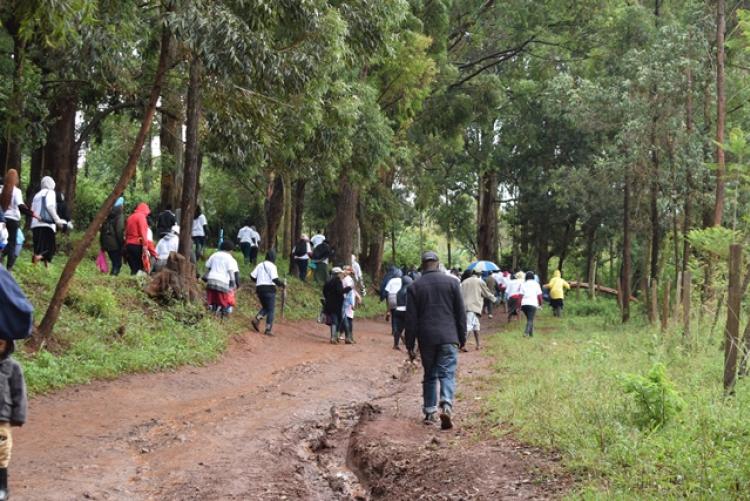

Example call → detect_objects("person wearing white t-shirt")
310 233 325 248
237 221 256 265
519 271 543 337
204 240 240 316
0 169 34 270
192 206 208 260
250 250 286 336
154 225 180 271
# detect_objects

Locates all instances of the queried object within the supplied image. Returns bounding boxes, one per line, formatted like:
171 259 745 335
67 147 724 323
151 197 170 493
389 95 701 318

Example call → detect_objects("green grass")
12 242 382 395
485 295 750 499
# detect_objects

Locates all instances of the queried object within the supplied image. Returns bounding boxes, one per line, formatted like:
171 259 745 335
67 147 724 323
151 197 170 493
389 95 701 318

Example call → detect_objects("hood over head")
401 276 413 287
553 270 561 279
134 202 150 215
40 176 55 190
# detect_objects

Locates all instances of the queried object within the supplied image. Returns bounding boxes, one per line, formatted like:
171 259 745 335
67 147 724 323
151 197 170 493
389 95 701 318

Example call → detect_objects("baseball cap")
421 251 439 262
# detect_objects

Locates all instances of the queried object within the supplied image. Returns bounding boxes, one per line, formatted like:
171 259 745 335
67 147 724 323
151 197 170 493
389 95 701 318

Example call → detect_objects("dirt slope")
13 316 568 500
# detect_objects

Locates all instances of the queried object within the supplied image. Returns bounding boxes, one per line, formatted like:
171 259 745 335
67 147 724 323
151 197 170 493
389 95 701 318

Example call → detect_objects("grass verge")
485 295 750 499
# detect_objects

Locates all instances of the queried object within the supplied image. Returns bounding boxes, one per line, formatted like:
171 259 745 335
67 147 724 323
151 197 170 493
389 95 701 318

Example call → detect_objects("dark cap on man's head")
421 251 439 262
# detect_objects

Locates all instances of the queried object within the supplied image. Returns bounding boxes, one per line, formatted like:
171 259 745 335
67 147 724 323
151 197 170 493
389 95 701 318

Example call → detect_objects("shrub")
620 363 684 431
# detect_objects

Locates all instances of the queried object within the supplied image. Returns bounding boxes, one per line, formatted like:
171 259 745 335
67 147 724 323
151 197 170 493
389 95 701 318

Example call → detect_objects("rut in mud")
13 317 569 500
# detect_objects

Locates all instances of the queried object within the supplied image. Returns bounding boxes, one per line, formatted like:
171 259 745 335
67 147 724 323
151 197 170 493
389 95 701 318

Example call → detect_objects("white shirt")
506 278 523 297
147 228 154 244
30 189 63 231
311 234 325 248
156 234 179 260
239 227 260 246
520 280 543 307
205 251 239 287
385 277 402 294
192 214 207 237
251 260 279 287
2 187 24 221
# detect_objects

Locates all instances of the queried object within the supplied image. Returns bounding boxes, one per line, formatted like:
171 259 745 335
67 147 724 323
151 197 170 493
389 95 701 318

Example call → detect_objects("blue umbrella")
0 267 33 340
467 260 500 273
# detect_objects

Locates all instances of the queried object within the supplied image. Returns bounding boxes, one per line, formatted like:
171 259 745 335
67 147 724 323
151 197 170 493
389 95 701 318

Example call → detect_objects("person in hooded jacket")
124 202 157 275
100 197 125 275
544 269 571 318
30 176 71 265
154 225 180 272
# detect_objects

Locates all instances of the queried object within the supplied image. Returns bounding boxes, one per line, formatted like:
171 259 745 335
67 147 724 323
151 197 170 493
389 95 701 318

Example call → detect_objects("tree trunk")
159 68 184 211
650 131 660 282
178 55 202 261
622 166 632 323
264 173 285 253
288 177 306 273
45 93 77 210
27 146 46 205
1 26 25 175
37 26 172 339
683 43 694 275
477 169 498 262
714 0 726 227
328 172 358 266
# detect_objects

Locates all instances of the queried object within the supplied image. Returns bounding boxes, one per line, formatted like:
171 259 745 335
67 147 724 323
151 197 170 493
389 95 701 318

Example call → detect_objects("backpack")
293 240 308 258
311 242 328 260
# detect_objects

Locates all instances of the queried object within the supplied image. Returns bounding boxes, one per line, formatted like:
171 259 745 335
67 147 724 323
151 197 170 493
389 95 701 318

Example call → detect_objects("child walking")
0 338 27 500
0 266 31 501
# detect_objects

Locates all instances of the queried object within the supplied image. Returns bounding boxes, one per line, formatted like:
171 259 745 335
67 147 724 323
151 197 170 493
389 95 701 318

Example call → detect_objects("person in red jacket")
124 203 157 275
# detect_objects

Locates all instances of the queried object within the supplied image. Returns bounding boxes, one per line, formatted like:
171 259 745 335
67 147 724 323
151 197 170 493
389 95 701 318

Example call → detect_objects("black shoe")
439 405 453 430
423 412 438 425
251 318 260 332
264 329 274 337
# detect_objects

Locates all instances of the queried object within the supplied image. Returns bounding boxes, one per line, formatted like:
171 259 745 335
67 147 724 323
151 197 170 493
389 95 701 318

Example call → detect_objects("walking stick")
281 274 287 320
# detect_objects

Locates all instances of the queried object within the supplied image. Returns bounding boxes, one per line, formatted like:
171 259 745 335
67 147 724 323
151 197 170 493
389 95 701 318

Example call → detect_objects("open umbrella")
0 267 33 340
466 260 499 273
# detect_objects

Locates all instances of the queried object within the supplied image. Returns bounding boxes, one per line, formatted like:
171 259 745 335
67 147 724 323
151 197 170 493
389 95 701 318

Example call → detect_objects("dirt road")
13 317 567 500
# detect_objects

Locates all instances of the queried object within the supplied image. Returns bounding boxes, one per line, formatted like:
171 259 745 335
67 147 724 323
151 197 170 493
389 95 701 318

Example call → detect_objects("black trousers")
108 249 123 276
2 219 19 270
125 244 144 275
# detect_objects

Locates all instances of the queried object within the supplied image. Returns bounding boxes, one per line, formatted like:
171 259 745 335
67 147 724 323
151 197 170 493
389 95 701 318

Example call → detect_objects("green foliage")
485 298 750 498
620 363 685 431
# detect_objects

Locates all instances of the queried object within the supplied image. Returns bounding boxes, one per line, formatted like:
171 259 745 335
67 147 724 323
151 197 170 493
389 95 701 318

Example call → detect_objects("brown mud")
14 315 570 500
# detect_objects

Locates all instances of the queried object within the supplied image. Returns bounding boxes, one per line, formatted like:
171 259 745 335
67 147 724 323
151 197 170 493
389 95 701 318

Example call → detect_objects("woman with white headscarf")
30 177 70 265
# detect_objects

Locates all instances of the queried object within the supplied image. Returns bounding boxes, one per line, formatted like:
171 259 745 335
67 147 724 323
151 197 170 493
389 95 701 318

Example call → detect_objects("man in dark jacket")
322 267 351 344
99 197 125 276
405 251 466 430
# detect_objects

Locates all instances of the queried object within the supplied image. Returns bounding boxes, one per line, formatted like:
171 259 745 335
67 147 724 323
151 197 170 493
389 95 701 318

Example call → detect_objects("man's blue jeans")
419 343 458 415
257 289 276 329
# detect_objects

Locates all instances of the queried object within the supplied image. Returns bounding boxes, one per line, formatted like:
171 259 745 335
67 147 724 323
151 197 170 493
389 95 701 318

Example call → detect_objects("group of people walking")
0 172 72 271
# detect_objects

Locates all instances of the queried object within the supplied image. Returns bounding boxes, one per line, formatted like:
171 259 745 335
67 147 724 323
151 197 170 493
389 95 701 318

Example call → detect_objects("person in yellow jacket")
544 270 570 318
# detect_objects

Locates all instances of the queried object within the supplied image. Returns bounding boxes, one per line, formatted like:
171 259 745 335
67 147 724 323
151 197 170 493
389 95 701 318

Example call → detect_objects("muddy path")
14 316 569 500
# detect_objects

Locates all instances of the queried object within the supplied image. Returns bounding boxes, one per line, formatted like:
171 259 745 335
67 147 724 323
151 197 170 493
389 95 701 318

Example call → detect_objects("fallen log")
568 281 637 302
